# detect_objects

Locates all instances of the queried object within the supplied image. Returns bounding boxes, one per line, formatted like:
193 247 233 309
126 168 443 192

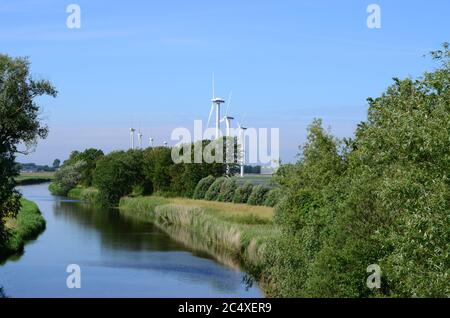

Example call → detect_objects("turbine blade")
225 90 232 116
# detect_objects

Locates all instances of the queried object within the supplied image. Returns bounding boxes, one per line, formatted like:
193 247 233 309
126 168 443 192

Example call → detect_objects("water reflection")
0 184 263 297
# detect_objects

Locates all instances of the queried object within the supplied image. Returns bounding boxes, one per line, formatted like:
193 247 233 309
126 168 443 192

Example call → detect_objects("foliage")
247 185 271 206
270 44 450 297
0 54 56 231
93 150 145 206
264 188 282 207
63 148 104 186
217 178 237 202
192 175 216 199
142 147 172 194
204 177 226 201
49 160 87 196
52 159 60 169
171 139 233 196
232 182 253 204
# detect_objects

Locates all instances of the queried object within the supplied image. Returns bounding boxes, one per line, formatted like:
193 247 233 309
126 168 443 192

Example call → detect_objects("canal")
0 183 262 297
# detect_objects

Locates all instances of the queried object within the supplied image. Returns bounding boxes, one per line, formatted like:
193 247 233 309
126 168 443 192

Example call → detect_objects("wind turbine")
207 74 225 140
149 137 154 147
237 120 247 178
130 128 135 150
220 91 234 137
138 130 143 149
163 141 168 147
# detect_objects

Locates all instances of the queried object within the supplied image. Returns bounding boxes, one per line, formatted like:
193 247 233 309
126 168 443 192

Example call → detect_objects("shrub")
247 185 270 205
193 175 215 199
93 150 145 206
49 160 87 196
270 45 450 297
264 188 282 207
63 148 104 186
217 178 237 202
204 177 226 201
232 182 253 203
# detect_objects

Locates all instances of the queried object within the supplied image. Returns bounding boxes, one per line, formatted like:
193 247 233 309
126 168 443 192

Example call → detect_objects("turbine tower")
220 91 234 137
149 137 154 147
207 74 225 140
237 122 247 178
138 130 143 149
130 128 135 150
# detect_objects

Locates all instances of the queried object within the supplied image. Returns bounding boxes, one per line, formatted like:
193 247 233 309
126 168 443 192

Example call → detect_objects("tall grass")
67 186 100 203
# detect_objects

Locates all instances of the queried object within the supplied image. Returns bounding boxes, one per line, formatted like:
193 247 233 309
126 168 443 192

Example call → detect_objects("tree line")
49 139 240 206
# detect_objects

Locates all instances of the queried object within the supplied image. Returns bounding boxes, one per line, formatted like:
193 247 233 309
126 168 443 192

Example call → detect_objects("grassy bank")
119 196 280 296
15 172 54 185
67 186 99 202
0 199 46 262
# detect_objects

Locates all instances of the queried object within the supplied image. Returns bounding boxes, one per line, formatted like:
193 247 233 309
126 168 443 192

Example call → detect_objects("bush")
217 178 237 202
49 160 87 196
270 45 450 297
264 188 282 207
247 185 270 206
193 175 215 199
204 177 226 201
232 182 253 203
93 150 145 206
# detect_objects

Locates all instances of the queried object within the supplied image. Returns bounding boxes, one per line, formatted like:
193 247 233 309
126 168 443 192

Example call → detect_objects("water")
0 183 262 297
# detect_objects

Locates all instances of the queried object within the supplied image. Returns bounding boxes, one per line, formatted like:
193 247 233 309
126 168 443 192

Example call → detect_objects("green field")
234 174 274 186
15 172 55 185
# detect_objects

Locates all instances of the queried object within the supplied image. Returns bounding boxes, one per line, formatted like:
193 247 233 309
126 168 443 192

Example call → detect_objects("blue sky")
1 0 448 164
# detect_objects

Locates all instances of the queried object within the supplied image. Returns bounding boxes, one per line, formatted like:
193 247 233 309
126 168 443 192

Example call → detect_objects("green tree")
271 44 450 297
204 177 226 201
247 184 271 206
93 150 145 206
232 182 253 203
52 159 61 169
0 54 56 229
217 178 237 202
49 160 87 195
192 175 215 199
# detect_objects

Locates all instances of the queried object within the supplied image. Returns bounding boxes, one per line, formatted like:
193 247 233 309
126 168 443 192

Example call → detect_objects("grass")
168 197 274 224
15 172 55 185
0 199 46 262
67 186 99 202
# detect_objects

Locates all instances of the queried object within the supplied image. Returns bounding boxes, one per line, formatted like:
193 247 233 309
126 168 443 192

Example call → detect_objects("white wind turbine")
130 128 135 150
237 119 247 178
207 74 225 140
220 91 234 137
138 130 143 149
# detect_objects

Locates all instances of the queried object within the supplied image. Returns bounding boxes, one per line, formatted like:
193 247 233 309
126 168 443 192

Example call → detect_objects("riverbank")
66 186 281 295
0 199 46 262
67 186 99 202
119 196 280 296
